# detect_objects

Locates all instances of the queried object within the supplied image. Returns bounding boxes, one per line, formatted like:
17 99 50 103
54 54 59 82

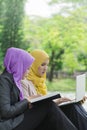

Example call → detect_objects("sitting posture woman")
0 47 77 130
21 49 87 130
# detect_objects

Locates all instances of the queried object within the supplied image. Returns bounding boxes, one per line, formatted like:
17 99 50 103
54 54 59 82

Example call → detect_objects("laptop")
59 73 86 106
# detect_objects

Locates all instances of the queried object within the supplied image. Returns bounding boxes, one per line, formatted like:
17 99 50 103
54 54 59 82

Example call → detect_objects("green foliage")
46 78 76 92
49 0 87 4
0 0 26 54
0 47 4 70
0 0 87 80
25 5 87 80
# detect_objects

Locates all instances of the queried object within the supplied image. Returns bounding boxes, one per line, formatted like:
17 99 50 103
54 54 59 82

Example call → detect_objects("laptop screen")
76 73 86 102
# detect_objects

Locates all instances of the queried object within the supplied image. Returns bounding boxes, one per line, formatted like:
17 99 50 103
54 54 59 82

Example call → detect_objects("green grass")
46 78 76 92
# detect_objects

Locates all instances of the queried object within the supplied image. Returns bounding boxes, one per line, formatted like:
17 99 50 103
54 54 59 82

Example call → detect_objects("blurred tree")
26 6 87 81
1 0 26 55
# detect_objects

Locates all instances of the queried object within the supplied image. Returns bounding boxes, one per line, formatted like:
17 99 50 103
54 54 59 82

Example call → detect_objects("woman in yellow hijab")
27 49 49 95
22 49 87 130
21 49 50 99
21 49 79 130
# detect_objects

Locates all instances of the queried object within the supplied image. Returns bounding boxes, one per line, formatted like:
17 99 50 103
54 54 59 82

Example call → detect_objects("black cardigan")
0 69 28 129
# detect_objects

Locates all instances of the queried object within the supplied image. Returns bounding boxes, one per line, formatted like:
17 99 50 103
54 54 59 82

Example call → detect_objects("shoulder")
0 70 13 84
0 71 14 91
21 78 37 95
21 78 34 87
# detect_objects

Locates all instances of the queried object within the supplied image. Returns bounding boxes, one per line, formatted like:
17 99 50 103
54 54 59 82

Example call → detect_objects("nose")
44 65 48 71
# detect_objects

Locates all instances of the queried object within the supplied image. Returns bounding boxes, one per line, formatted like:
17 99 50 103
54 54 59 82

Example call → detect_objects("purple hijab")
4 47 34 100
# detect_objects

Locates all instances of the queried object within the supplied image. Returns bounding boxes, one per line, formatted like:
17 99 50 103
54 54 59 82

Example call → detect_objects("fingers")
29 102 33 109
80 96 87 104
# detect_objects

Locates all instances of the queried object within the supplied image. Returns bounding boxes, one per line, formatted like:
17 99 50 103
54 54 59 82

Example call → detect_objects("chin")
39 74 43 77
41 73 45 76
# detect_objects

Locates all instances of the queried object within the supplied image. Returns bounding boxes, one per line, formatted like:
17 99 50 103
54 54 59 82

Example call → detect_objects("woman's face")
38 59 49 76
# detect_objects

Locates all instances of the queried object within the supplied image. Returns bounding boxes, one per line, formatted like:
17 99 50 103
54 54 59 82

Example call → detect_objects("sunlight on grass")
46 78 76 92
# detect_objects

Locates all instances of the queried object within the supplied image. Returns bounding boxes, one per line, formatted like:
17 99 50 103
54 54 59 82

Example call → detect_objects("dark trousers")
13 101 77 130
60 103 87 130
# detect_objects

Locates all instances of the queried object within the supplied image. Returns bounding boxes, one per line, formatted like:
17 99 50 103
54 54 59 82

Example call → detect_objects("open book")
29 91 60 103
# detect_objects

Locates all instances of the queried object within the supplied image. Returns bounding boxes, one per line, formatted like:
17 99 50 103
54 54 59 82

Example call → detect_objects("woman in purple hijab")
4 47 34 100
0 47 77 130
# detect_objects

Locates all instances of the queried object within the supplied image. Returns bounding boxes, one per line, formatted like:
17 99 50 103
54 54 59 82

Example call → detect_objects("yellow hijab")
27 49 49 95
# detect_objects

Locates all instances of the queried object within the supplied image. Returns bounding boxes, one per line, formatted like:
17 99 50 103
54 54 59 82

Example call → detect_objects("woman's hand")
53 97 72 105
28 94 42 108
80 96 87 104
